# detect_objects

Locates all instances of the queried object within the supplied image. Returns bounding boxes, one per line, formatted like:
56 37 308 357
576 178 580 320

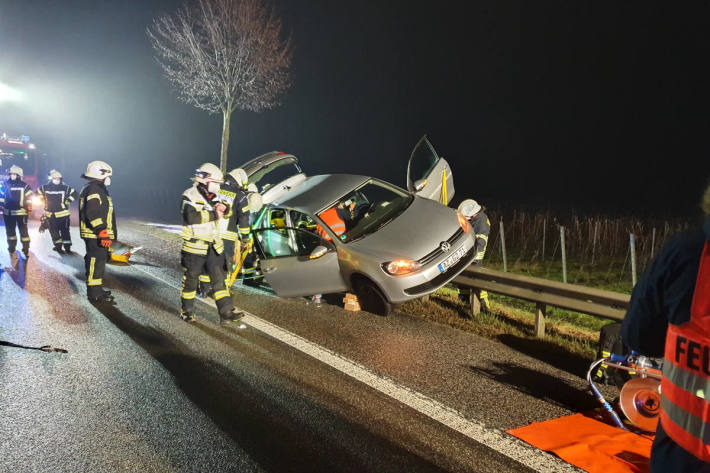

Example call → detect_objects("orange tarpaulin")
507 413 654 473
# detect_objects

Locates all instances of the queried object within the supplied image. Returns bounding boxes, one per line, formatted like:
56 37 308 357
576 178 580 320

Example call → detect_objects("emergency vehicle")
0 133 46 217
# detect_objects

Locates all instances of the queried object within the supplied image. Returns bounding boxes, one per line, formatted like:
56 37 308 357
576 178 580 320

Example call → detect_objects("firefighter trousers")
83 238 109 299
181 246 233 318
49 215 72 250
4 214 30 253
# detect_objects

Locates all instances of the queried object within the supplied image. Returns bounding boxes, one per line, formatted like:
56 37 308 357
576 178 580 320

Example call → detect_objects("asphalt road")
0 218 597 473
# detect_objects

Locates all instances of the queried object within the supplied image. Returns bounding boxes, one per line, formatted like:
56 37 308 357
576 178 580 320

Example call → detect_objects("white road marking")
129 264 581 473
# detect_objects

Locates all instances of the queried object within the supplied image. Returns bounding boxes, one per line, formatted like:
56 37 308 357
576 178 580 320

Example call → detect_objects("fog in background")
2 0 709 222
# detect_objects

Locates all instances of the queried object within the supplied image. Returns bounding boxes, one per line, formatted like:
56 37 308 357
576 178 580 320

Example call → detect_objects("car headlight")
31 196 42 206
383 259 421 276
457 212 470 233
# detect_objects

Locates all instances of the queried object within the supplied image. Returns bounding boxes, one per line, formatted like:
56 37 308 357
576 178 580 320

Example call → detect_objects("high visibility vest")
660 240 710 462
316 207 346 241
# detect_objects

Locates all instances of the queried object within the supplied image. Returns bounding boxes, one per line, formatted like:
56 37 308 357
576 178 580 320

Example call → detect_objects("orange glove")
98 229 112 248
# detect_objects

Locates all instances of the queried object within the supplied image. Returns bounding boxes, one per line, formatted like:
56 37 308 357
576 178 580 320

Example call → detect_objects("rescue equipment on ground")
343 293 361 311
0 339 68 353
587 352 663 433
108 241 143 264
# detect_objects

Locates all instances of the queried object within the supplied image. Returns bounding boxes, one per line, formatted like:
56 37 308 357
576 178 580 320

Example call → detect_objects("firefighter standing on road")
0 165 33 262
180 163 244 325
38 170 78 254
79 161 116 305
218 168 252 283
622 184 710 473
458 199 491 311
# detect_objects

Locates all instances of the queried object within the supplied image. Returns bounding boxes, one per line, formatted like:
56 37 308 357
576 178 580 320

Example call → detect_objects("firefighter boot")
220 309 246 328
180 310 196 323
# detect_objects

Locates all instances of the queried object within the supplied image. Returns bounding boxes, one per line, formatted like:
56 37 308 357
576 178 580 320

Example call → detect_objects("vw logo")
440 241 451 253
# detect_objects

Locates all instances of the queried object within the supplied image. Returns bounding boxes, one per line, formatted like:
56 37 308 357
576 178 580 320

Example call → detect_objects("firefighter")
37 169 78 254
180 163 244 325
79 161 116 305
458 199 491 311
621 185 710 473
218 168 252 284
0 165 33 262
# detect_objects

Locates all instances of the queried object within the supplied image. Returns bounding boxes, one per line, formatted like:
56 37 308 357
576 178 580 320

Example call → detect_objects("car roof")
272 174 371 214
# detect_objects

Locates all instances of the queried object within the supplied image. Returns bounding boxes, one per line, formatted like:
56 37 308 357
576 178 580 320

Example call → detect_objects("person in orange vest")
316 204 348 241
622 183 710 473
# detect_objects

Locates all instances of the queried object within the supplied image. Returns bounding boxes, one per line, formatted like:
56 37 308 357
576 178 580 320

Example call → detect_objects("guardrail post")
470 289 481 315
500 219 507 272
629 233 636 286
560 226 567 283
535 303 546 338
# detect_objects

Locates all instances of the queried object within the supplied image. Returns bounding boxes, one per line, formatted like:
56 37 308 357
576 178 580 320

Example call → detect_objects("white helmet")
49 169 62 180
247 192 263 213
228 168 248 187
246 183 258 194
192 163 223 184
83 160 113 180
9 165 23 177
458 199 482 219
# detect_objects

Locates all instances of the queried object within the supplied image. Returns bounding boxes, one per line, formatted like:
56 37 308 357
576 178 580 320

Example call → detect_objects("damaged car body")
239 137 475 315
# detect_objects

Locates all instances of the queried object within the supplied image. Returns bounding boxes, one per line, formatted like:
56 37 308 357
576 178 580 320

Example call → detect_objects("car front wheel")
354 278 392 316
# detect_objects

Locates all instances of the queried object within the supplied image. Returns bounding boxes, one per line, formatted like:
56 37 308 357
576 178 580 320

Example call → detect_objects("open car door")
406 135 455 204
241 151 307 204
252 227 348 297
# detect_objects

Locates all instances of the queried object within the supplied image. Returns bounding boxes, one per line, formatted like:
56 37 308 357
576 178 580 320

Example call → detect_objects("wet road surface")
0 219 592 472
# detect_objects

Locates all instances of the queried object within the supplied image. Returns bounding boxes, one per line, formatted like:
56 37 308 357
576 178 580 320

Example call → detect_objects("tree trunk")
219 107 232 173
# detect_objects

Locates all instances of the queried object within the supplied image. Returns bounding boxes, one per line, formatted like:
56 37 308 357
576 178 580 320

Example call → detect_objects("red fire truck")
0 133 46 216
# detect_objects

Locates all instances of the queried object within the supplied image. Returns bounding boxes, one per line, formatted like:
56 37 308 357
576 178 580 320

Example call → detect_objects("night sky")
1 0 709 219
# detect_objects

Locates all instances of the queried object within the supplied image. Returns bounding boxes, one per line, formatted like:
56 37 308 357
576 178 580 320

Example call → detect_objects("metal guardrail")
452 266 631 338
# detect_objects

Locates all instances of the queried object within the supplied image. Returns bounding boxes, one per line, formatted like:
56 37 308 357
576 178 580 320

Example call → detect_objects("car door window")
255 227 333 259
289 210 318 233
408 135 440 185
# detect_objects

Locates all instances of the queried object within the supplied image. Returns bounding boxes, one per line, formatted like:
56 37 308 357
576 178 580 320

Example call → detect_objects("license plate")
438 245 466 273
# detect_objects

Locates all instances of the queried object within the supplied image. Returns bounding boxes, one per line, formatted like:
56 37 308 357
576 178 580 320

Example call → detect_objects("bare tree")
148 0 292 172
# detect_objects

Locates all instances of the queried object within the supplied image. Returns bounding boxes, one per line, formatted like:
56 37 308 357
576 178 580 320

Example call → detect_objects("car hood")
346 196 461 261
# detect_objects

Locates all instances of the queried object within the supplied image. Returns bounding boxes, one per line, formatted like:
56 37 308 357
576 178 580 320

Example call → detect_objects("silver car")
239 137 477 315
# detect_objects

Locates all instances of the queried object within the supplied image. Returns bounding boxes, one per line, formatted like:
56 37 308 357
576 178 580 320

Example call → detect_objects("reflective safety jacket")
471 212 490 263
79 180 117 239
622 216 710 471
660 240 710 462
181 185 224 255
38 181 78 218
316 206 346 241
0 178 33 216
217 178 251 242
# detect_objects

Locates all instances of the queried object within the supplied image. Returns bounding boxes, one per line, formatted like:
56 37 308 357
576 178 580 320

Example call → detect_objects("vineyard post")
651 227 656 260
560 226 567 283
629 233 636 286
500 219 508 272
592 220 599 265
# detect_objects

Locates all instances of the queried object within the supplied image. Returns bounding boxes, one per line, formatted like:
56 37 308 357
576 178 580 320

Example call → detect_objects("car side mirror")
309 245 328 260
414 178 427 192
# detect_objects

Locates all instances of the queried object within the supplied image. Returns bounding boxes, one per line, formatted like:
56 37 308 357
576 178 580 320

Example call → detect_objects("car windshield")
317 180 413 243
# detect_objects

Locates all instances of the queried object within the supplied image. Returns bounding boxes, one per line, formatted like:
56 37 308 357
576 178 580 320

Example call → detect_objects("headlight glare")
383 259 421 276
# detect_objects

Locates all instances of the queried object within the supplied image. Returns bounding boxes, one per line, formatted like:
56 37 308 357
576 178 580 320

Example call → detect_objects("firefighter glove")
98 229 112 248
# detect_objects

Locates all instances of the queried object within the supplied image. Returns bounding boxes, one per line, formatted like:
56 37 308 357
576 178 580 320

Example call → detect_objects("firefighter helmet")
9 165 23 177
458 199 481 218
228 168 248 187
83 161 113 180
192 163 223 184
247 192 263 213
49 169 62 180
